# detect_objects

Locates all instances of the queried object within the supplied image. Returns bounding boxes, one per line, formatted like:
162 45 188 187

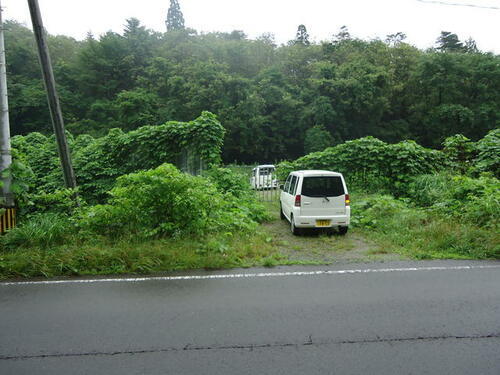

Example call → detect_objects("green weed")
1 214 73 250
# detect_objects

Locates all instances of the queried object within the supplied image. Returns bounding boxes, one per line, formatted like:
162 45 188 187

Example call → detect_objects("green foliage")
78 164 264 239
304 125 334 154
114 88 160 130
406 173 499 228
204 167 270 223
352 193 499 259
0 229 280 279
27 189 83 217
294 25 310 46
5 20 499 163
442 134 477 173
0 158 34 208
204 167 251 198
473 128 500 177
166 0 185 32
11 132 63 192
436 31 465 52
13 112 225 203
1 213 73 250
278 136 446 192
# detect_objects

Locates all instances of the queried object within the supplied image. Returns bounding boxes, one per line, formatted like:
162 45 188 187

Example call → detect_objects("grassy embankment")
1 171 498 280
0 197 386 280
3 190 496 280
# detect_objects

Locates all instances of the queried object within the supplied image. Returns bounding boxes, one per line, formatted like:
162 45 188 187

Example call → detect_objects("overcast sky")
3 0 500 53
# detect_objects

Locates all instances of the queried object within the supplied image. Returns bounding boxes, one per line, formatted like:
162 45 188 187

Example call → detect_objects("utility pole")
27 0 77 189
0 0 14 208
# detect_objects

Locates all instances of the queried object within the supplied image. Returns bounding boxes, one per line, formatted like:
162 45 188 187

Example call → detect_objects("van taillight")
345 194 350 206
295 195 301 207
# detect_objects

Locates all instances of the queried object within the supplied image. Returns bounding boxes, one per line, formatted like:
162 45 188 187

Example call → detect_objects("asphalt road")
1 260 499 374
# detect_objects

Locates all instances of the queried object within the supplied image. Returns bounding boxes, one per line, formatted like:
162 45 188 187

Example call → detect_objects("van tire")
280 204 285 220
338 226 348 235
290 215 300 236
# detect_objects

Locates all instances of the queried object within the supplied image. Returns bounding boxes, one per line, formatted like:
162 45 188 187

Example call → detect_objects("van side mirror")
279 184 284 190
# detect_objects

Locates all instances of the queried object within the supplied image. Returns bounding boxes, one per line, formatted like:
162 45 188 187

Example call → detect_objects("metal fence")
254 185 281 202
250 170 282 202
177 148 206 176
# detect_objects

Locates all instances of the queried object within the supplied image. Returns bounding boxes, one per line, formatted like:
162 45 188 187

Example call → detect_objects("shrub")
473 128 500 178
351 193 498 259
204 167 251 198
204 167 271 223
78 164 265 239
442 134 477 174
24 189 83 217
406 173 499 227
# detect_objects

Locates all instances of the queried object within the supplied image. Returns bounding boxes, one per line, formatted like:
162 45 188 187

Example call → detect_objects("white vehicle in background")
280 170 350 235
250 164 278 190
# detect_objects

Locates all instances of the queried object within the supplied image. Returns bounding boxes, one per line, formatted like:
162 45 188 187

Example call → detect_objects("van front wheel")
280 204 285 220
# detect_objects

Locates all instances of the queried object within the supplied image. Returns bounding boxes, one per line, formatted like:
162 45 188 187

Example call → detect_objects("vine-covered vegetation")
0 110 273 278
11 111 225 205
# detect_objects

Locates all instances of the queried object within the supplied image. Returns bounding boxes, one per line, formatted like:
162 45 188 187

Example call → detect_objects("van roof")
254 164 275 168
293 170 343 177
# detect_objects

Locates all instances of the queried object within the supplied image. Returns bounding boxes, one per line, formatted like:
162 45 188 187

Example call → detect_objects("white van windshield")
301 176 344 197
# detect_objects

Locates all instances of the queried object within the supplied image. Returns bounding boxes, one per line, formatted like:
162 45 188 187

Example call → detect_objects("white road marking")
1 265 499 286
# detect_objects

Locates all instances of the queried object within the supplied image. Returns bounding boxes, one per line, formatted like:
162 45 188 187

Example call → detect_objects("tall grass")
1 213 73 250
0 231 278 279
351 192 499 260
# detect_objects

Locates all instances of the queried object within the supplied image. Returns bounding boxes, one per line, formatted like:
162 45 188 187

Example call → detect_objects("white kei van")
280 170 350 235
250 165 278 190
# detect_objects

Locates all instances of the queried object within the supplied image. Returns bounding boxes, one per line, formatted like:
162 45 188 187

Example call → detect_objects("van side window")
288 176 297 194
283 175 292 193
292 176 299 195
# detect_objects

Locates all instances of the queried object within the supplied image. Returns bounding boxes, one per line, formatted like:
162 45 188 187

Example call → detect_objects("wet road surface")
1 260 499 374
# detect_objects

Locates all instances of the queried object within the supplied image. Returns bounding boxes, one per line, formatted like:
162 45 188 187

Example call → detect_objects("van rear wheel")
280 204 285 220
338 226 348 235
290 215 300 236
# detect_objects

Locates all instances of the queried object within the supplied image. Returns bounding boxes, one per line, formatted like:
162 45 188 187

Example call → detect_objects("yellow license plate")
316 220 331 227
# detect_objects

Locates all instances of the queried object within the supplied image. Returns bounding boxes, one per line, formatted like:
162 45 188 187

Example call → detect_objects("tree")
436 31 464 52
166 0 185 32
295 24 310 46
5 14 499 163
385 32 406 47
464 37 478 53
304 125 334 153
333 26 351 43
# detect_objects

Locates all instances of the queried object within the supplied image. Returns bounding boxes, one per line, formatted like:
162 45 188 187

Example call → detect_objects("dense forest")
5 16 500 164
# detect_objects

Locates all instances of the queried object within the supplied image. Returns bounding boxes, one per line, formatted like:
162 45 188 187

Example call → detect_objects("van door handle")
303 202 311 205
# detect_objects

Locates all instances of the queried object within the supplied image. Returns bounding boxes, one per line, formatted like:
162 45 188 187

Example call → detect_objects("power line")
416 0 500 10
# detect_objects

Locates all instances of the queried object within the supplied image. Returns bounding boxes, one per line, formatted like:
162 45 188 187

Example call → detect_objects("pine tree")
166 0 185 32
295 24 310 46
464 37 478 53
334 25 351 42
385 32 406 46
436 31 464 52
